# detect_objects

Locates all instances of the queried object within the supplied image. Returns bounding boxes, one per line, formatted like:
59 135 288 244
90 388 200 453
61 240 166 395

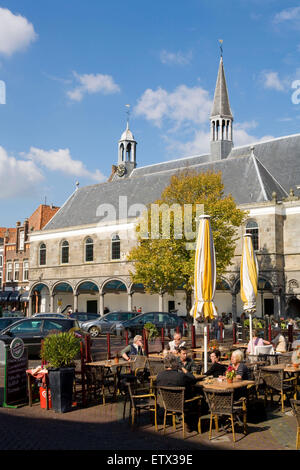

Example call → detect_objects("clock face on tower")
117 164 126 177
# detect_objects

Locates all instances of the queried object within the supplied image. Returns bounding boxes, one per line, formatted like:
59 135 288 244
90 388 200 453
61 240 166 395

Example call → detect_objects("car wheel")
88 326 100 338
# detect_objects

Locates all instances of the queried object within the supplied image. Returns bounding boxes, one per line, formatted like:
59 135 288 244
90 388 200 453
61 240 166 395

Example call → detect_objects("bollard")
80 342 86 407
191 325 196 348
107 333 111 360
288 324 293 346
233 322 237 344
143 329 149 356
161 327 165 351
125 329 129 346
176 325 180 334
268 324 272 343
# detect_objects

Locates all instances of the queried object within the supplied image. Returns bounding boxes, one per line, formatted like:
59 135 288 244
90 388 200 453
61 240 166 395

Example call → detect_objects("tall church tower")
116 121 137 178
210 55 233 161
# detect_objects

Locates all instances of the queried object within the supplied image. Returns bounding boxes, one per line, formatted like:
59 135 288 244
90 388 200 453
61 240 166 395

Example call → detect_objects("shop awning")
0 291 11 302
9 291 21 302
19 292 30 302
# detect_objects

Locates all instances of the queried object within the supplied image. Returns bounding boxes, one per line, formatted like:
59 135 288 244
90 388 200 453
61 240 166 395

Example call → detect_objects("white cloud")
26 147 106 182
0 7 37 56
261 71 285 91
134 85 212 128
160 49 192 66
273 6 300 24
0 146 43 199
67 72 120 102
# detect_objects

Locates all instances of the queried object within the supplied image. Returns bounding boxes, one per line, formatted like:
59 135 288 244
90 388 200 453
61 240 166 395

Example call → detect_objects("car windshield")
43 319 75 332
9 319 43 333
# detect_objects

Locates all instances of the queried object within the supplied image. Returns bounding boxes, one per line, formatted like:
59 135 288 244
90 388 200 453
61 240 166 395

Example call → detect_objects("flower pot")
292 363 299 370
114 357 119 364
227 378 233 383
48 367 75 413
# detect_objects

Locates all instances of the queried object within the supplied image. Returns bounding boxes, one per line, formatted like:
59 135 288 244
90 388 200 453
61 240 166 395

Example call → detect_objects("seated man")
204 350 227 378
177 346 197 373
121 335 145 361
168 332 185 353
156 352 196 398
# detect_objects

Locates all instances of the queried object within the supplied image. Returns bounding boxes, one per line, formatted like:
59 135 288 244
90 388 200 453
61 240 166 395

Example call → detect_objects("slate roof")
210 56 233 119
44 133 299 231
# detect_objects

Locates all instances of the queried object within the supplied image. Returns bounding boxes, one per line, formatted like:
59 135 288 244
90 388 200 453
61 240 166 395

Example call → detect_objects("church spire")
116 105 137 179
210 47 233 161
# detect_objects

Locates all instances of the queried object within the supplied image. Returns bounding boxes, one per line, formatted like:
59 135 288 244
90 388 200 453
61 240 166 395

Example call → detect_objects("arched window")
246 220 259 251
61 240 69 264
85 237 94 262
39 243 46 266
111 234 120 260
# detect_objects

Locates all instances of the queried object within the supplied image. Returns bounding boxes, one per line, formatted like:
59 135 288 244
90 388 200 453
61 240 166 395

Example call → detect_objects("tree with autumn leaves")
127 170 246 320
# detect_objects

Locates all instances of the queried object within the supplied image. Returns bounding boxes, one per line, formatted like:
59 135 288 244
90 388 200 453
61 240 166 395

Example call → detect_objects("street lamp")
258 279 266 317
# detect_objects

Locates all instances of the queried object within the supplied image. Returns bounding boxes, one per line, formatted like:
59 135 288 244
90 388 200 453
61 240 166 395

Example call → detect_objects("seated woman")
204 350 227 378
230 349 249 380
247 329 270 354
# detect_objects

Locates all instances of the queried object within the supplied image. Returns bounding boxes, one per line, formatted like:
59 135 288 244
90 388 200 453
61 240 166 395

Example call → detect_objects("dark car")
119 312 188 338
69 312 101 327
81 311 139 337
2 310 25 318
0 317 82 357
0 317 24 331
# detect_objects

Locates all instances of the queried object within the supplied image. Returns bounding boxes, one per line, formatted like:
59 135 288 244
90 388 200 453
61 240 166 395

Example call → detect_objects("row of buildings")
2 55 300 321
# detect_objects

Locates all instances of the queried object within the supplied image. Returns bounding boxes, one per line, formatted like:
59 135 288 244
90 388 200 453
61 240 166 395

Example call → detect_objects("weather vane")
218 39 223 57
125 104 131 126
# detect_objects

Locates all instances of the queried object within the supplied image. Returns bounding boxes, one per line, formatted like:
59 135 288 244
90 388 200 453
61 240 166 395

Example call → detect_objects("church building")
28 56 300 320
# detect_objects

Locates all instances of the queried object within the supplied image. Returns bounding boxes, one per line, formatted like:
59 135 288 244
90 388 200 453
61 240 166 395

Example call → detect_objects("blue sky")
0 0 300 226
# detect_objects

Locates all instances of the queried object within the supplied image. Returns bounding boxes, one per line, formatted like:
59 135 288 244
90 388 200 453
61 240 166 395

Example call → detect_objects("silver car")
81 311 138 338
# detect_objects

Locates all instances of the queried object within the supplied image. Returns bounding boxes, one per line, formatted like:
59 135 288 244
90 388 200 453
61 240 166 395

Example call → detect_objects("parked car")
118 311 188 338
2 310 25 318
33 313 67 318
0 317 24 331
81 311 139 337
0 317 83 357
69 312 101 327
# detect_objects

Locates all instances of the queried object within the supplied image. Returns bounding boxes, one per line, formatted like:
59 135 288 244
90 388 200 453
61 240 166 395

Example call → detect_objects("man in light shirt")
272 327 287 353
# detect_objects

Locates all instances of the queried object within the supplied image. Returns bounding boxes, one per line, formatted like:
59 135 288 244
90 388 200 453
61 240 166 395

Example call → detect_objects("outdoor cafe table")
231 344 248 350
85 359 133 400
196 377 255 392
260 363 300 374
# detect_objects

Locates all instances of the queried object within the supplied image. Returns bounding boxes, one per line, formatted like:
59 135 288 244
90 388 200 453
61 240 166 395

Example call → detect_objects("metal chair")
85 365 112 405
261 368 297 412
290 399 300 450
277 353 292 365
125 380 158 431
204 388 247 443
158 386 202 438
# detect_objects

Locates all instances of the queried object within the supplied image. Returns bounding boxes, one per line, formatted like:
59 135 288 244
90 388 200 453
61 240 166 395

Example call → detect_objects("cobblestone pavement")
0 397 297 451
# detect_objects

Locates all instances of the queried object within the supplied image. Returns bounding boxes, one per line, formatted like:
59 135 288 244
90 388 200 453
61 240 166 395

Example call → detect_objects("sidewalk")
0 397 297 451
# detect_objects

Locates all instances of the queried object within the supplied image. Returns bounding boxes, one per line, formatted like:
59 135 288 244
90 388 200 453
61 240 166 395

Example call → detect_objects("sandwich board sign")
3 338 28 408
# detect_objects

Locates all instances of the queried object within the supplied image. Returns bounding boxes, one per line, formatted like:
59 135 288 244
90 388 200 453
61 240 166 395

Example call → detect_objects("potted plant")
143 322 159 341
226 365 236 383
41 331 81 413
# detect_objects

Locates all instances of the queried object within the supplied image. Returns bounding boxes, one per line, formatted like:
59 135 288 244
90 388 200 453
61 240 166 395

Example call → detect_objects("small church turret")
210 48 233 161
115 106 137 178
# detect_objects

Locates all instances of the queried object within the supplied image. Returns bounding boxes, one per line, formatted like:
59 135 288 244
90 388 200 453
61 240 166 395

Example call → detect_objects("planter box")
48 367 74 413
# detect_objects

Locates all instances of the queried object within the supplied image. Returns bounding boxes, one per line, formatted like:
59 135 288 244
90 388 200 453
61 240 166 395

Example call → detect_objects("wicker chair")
125 380 158 430
85 365 112 405
158 386 202 438
277 353 292 365
290 399 300 450
260 368 297 412
204 388 247 443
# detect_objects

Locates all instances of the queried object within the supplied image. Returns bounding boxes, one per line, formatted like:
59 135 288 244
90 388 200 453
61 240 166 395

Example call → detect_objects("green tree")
127 169 246 319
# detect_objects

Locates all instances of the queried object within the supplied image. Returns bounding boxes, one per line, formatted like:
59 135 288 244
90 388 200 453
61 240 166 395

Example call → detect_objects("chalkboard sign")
3 339 28 408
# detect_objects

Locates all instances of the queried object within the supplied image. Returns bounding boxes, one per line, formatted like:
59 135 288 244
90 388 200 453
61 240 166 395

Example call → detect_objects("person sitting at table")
168 332 185 353
271 327 287 354
204 350 227 378
120 335 145 361
247 329 271 354
156 352 196 399
230 349 249 380
177 346 197 373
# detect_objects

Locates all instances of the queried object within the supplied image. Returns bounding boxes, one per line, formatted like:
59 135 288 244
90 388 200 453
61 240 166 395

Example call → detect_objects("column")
99 293 105 316
231 292 237 322
273 292 281 319
28 295 33 316
128 292 133 311
50 294 54 313
73 293 78 312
